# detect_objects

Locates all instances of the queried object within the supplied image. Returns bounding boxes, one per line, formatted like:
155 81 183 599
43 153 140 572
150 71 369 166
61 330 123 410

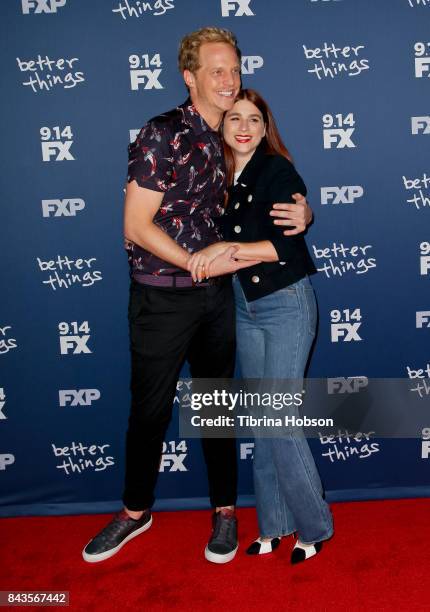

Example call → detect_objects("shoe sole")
82 515 153 563
204 544 238 564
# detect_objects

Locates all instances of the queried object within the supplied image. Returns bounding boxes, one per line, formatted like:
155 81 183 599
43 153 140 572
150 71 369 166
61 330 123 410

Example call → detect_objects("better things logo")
36 255 102 290
303 41 369 80
403 172 430 210
16 55 84 93
112 0 174 19
0 326 18 356
52 441 114 475
312 242 376 278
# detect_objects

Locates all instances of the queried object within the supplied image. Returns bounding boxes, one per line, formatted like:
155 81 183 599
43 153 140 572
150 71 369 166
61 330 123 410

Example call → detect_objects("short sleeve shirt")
126 99 226 278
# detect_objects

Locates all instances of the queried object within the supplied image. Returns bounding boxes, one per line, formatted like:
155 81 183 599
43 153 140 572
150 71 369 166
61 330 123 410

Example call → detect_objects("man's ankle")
124 507 146 520
215 505 235 513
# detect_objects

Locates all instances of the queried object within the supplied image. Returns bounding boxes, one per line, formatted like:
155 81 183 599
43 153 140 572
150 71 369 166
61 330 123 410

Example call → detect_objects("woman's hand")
187 242 233 281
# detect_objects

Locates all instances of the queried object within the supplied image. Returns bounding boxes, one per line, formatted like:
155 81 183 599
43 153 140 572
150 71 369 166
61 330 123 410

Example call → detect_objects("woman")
188 89 333 563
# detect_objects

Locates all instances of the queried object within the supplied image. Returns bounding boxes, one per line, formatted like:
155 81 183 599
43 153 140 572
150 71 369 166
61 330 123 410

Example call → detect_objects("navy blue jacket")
220 143 316 301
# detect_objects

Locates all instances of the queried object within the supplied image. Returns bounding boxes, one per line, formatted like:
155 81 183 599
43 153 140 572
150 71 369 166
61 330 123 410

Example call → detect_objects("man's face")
184 42 241 122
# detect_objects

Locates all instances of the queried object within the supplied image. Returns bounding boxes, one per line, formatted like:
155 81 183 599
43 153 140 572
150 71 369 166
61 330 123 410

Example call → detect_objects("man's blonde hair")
178 26 240 73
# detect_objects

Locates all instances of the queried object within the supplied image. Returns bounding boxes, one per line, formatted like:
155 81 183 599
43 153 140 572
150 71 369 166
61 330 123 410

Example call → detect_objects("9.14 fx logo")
420 241 430 275
414 42 430 77
159 440 188 472
129 54 163 90
330 308 362 342
41 125 74 161
323 113 356 149
59 321 92 355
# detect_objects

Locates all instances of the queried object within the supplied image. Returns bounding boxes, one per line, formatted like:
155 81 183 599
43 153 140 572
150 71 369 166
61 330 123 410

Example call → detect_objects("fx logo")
221 0 254 16
331 323 362 342
0 454 15 470
241 56 263 74
416 311 430 328
130 69 162 91
415 58 430 78
240 442 254 459
41 141 74 162
159 453 187 472
323 128 355 149
42 198 85 217
411 116 430 134
327 376 368 394
59 335 92 355
59 389 100 406
22 0 66 13
0 388 6 420
422 441 430 458
321 186 364 205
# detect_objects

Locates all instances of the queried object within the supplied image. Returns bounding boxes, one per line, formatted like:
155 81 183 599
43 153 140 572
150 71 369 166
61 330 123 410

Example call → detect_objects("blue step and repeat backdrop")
1 0 429 517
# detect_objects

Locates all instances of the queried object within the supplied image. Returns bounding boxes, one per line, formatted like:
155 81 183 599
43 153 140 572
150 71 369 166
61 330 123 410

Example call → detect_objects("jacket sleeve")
263 156 307 261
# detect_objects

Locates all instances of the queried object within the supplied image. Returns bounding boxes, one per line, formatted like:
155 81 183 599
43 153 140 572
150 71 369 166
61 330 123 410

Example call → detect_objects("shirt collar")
180 98 219 136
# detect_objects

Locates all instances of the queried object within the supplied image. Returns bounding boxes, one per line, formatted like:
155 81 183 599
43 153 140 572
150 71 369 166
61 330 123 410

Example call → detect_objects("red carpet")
1 499 430 611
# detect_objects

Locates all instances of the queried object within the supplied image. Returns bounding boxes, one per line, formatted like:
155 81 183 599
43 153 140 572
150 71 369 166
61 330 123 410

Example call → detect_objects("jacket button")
247 194 253 202
279 261 286 266
251 275 260 283
234 225 241 233
234 202 240 210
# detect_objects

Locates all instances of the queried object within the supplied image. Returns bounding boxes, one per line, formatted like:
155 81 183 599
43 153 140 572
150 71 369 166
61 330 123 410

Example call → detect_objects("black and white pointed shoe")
246 536 281 555
290 539 323 564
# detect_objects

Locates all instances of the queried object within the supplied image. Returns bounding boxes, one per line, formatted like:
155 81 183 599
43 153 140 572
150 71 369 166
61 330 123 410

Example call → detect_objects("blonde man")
83 27 311 565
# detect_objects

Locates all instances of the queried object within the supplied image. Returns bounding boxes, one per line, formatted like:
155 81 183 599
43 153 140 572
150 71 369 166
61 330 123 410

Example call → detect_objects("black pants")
123 279 237 511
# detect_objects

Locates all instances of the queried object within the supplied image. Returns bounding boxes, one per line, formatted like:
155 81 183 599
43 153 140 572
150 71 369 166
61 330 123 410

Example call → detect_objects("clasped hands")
187 194 312 282
187 242 253 282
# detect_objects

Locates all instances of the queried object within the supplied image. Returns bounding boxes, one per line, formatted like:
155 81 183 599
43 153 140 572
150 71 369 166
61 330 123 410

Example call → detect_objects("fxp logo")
42 198 85 218
241 56 263 75
22 0 66 13
321 186 364 205
59 389 100 407
221 0 254 16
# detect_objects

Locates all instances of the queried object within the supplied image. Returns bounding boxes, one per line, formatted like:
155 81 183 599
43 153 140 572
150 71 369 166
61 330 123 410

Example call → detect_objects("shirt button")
234 225 241 233
251 275 260 283
279 261 286 266
247 194 253 202
234 202 240 210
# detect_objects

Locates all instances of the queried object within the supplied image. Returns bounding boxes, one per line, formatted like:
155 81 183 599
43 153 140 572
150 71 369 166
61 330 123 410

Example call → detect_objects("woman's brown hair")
223 88 292 186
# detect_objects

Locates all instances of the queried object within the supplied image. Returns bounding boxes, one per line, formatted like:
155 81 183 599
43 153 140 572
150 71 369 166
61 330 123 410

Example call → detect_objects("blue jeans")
233 275 333 543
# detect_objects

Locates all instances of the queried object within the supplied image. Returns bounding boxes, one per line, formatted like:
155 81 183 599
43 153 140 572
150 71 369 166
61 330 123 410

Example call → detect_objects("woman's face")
223 99 266 162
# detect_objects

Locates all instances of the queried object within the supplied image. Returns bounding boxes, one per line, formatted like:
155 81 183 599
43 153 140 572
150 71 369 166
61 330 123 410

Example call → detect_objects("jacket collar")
233 141 271 190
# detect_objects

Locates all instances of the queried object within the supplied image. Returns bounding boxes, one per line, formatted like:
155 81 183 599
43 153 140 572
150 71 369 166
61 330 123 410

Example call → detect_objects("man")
82 27 312 565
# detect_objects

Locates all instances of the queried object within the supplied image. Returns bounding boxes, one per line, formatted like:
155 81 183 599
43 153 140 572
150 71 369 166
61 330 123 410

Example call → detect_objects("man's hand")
270 193 313 236
206 246 260 279
187 242 232 281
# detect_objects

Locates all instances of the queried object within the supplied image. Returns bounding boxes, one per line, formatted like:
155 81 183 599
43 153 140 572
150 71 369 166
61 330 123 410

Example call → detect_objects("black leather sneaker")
82 510 152 563
205 509 238 564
